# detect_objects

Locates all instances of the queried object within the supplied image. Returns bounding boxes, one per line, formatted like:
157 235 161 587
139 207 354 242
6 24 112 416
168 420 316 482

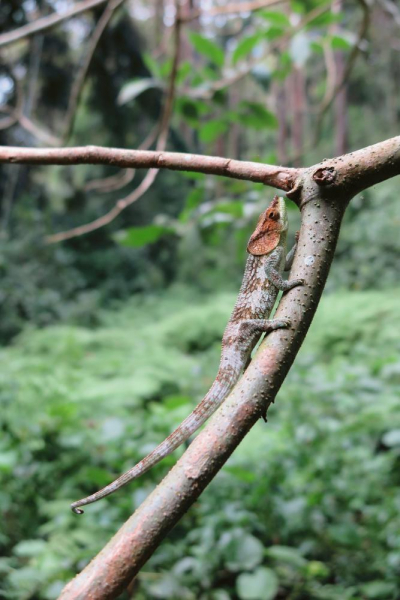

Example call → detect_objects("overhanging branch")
0 0 110 49
0 145 300 191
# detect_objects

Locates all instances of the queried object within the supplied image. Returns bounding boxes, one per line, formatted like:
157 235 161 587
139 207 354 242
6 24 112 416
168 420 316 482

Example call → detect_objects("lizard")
71 196 303 514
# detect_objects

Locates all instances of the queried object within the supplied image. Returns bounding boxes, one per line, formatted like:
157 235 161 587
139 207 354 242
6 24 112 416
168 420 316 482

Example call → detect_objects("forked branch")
56 135 400 599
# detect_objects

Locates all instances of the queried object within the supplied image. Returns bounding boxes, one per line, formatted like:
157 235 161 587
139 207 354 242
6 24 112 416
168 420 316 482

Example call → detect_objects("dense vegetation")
1 287 400 599
0 0 399 598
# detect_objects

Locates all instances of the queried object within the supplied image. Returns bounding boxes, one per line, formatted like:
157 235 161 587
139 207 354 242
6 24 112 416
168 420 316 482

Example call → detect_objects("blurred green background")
0 1 399 598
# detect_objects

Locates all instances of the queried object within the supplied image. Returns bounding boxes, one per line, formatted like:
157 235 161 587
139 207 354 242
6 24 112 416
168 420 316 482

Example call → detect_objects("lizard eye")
269 211 278 220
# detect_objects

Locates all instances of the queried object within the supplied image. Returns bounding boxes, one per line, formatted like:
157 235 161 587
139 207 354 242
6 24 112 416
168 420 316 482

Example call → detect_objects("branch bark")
0 0 110 49
1 137 399 196
0 145 300 191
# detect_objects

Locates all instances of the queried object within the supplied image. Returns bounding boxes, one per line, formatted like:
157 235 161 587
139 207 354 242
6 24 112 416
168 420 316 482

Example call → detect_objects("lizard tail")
71 355 242 513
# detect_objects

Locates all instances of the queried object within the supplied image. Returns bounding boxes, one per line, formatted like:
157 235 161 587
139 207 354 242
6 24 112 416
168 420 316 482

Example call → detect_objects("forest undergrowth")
1 287 400 600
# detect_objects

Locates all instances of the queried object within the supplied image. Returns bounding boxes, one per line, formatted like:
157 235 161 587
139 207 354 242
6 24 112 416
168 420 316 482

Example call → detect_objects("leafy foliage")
1 288 400 599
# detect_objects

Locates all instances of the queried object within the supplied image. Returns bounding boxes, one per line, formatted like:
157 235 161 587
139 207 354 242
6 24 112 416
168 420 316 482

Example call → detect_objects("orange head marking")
247 196 284 256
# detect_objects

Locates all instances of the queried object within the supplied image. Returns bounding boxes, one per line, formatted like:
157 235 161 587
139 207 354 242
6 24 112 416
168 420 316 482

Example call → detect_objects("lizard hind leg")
241 318 290 370
240 318 290 338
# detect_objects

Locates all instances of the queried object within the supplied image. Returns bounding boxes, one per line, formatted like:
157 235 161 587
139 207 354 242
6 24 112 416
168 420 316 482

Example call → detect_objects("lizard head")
247 196 287 256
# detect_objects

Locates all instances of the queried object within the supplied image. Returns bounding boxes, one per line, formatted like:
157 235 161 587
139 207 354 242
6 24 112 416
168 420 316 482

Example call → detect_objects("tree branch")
0 145 300 191
62 0 126 142
313 0 370 143
0 0 110 49
45 1 182 243
182 0 287 22
2 137 399 199
59 134 400 599
83 124 158 193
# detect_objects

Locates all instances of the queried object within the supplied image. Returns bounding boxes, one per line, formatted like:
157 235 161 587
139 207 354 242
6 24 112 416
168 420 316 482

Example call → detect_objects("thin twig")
182 0 286 22
83 123 158 192
63 0 126 141
84 167 135 193
0 111 17 130
313 0 370 143
321 38 337 111
378 0 400 27
45 2 182 243
0 86 61 146
0 0 109 49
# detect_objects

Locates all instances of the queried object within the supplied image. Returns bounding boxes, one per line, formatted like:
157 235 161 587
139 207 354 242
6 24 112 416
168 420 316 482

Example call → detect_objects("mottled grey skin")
71 197 302 514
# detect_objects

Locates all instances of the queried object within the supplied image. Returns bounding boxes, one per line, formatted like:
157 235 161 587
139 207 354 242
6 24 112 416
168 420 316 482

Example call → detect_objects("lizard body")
71 196 302 513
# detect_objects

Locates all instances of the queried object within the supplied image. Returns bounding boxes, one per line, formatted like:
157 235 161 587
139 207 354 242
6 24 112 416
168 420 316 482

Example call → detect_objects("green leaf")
199 119 228 143
163 395 191 410
113 225 173 247
176 97 209 125
259 10 290 27
331 34 352 51
176 61 192 84
179 188 204 222
0 450 17 472
273 50 292 80
14 540 47 557
240 102 278 129
305 561 330 579
290 0 305 13
142 53 161 77
236 567 279 600
180 171 206 181
117 78 163 105
264 26 286 41
188 32 225 67
159 58 172 78
382 429 400 447
205 200 244 219
266 545 307 569
224 465 256 483
310 40 324 54
223 533 264 571
232 34 262 64
307 10 343 27
360 581 397 599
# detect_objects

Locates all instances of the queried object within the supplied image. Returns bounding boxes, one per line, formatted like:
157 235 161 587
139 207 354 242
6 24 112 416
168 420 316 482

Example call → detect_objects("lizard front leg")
284 231 299 271
265 247 303 291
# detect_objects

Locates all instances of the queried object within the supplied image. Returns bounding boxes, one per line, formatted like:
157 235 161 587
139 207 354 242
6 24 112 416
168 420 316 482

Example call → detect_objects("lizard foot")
285 278 304 291
271 318 291 329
